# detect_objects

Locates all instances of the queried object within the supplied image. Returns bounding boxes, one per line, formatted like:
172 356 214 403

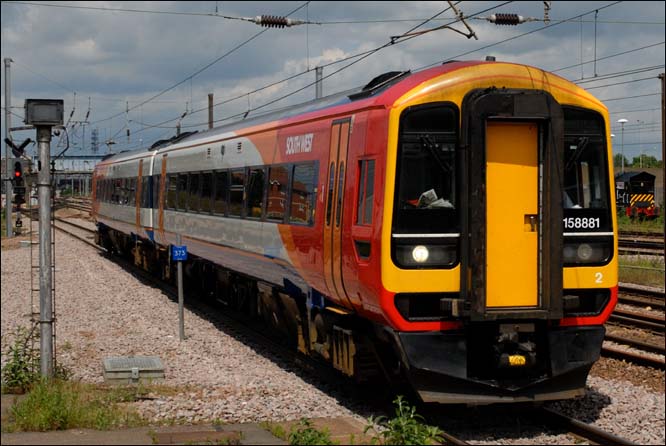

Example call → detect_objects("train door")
158 154 167 241
323 118 354 307
462 89 563 321
485 122 538 308
135 159 143 234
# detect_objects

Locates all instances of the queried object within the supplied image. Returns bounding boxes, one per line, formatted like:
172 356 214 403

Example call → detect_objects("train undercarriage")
97 224 605 405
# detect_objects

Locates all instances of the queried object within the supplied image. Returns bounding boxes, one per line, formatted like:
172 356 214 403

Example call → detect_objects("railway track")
608 307 665 333
536 407 636 445
49 220 639 445
617 231 664 257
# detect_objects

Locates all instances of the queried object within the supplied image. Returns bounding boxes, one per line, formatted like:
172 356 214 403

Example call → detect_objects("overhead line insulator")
256 15 287 28
253 15 306 28
487 13 526 26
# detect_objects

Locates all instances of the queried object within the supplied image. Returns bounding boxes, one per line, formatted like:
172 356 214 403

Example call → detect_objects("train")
92 59 618 404
615 171 660 219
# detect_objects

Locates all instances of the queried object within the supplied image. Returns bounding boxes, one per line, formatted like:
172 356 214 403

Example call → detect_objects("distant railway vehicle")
92 60 618 404
615 171 660 219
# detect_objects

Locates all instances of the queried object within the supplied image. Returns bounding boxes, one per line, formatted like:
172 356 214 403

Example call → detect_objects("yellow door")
486 122 539 308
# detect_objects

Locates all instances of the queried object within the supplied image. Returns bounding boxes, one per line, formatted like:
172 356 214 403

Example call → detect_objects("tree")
631 155 662 168
613 153 631 169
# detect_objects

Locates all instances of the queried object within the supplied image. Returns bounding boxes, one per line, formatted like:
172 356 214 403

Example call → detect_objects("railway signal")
4 137 32 158
12 161 25 206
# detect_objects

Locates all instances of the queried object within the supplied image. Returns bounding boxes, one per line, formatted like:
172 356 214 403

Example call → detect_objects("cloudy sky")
1 1 664 162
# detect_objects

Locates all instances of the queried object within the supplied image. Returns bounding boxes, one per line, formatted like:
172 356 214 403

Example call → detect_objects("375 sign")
171 245 188 261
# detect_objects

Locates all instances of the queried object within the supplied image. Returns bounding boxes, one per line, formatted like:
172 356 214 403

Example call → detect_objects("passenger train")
92 59 618 404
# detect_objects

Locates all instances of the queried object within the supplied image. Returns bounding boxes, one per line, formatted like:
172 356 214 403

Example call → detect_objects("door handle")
524 214 538 232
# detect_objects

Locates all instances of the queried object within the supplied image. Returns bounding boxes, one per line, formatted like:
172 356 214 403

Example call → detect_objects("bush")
2 326 40 393
9 379 144 432
1 325 71 393
364 395 443 445
288 419 336 445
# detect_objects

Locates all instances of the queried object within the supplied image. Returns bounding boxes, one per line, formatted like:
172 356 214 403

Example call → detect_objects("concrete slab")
0 427 155 445
276 417 372 445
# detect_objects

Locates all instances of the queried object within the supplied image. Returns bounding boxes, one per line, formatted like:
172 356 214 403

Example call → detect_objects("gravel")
1 229 368 426
2 223 664 444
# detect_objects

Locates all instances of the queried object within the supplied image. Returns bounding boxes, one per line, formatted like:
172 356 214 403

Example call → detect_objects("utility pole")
315 66 323 99
659 73 664 252
4 58 13 238
208 94 214 130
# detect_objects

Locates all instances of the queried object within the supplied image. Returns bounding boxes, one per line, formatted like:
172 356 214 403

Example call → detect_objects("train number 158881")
563 217 601 230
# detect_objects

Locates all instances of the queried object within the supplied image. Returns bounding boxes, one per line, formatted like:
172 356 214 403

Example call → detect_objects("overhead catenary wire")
583 75 663 90
599 92 660 101
3 2 663 27
574 65 666 84
90 1 312 125
65 0 655 152
415 1 623 72
121 1 505 138
551 41 665 73
177 1 510 130
2 1 319 25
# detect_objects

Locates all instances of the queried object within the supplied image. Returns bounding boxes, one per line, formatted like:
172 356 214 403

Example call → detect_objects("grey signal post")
24 98 64 378
173 234 187 341
4 58 13 238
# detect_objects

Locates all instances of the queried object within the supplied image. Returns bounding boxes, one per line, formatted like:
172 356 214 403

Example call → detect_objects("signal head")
14 161 22 179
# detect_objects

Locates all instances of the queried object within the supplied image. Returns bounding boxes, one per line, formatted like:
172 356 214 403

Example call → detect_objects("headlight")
577 243 593 261
394 243 458 268
563 237 612 265
412 245 429 263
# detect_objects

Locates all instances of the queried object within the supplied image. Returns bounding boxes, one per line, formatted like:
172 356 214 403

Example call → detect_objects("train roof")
615 171 656 182
97 59 593 166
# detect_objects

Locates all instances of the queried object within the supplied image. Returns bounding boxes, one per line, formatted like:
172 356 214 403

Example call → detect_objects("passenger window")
112 179 120 204
176 174 188 211
130 178 138 206
188 173 200 212
141 177 150 208
166 175 178 209
290 163 316 225
356 159 375 225
335 163 345 227
213 171 228 215
267 166 289 222
326 163 335 226
153 174 161 209
246 168 265 219
200 173 213 213
229 169 245 217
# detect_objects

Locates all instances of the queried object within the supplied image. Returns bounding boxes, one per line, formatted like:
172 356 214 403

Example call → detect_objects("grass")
619 256 665 288
4 379 146 432
617 212 664 233
364 395 443 445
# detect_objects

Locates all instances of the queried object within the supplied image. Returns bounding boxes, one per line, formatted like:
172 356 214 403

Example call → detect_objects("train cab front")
380 87 617 404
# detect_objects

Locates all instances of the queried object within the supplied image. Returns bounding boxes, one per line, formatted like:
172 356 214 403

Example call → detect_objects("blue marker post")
172 234 188 340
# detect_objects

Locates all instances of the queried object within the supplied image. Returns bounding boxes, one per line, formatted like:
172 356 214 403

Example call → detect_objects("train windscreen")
392 104 459 268
562 107 613 266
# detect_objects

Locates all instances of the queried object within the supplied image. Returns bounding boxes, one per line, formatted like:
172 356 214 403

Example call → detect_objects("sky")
1 1 664 163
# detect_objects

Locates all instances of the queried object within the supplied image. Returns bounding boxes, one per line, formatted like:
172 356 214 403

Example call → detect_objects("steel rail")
601 344 666 370
604 333 666 356
538 407 636 445
609 308 665 333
